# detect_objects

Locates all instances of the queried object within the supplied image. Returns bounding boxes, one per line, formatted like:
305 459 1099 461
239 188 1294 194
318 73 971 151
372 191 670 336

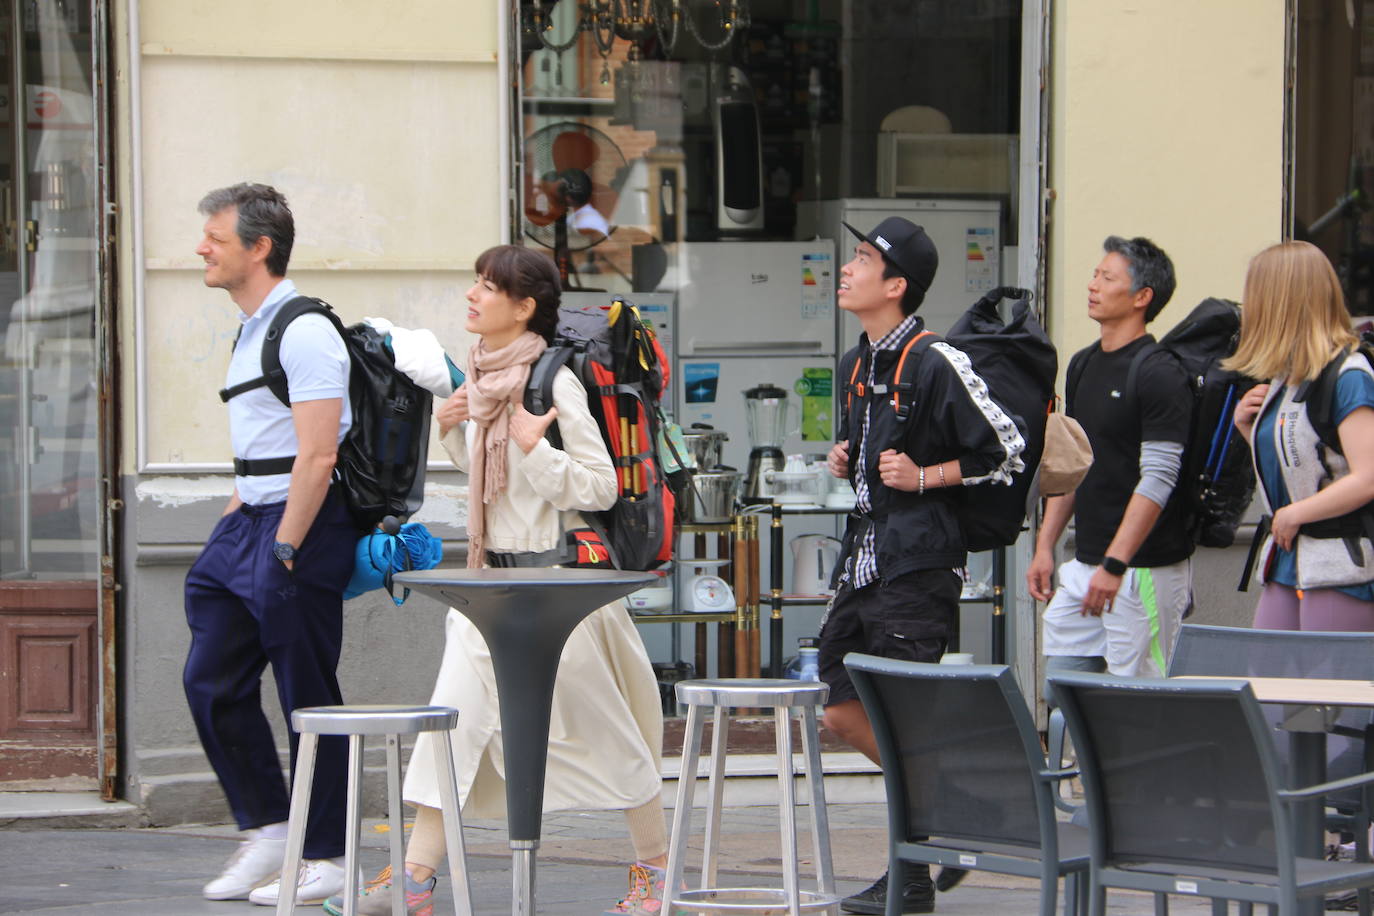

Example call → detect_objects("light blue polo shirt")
224 278 352 505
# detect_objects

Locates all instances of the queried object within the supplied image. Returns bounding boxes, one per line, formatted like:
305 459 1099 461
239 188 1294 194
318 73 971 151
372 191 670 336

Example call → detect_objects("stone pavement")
0 802 1219 915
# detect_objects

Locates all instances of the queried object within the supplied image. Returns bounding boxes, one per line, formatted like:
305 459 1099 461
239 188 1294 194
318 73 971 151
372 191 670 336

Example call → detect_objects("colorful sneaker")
202 832 285 900
248 857 351 906
605 863 675 916
322 865 436 916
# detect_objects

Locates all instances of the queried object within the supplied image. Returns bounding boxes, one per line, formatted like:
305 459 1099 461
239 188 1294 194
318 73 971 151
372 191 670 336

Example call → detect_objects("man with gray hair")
183 183 357 906
1028 235 1194 683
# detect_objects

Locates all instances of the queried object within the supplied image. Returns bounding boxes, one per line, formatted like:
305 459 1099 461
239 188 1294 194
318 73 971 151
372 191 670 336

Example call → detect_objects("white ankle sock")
257 822 288 840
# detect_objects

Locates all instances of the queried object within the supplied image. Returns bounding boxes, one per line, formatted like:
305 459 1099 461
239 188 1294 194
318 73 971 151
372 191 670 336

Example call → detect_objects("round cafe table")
392 567 656 916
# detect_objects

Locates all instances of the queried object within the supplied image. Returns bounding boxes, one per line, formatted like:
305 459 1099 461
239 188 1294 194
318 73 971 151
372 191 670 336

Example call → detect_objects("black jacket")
838 318 1025 579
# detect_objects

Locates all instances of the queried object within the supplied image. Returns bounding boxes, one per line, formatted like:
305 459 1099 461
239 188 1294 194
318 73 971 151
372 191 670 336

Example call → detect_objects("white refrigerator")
675 241 843 670
803 198 1003 347
674 241 839 467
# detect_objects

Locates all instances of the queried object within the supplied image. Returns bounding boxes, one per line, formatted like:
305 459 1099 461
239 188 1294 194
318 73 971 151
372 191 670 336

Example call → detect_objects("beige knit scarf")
464 331 548 567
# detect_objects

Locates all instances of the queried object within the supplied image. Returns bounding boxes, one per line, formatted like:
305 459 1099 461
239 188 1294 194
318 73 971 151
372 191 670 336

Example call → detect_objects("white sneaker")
202 833 286 900
248 858 353 906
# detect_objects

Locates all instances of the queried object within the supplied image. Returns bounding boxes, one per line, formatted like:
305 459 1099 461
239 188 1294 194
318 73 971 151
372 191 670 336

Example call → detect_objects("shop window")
514 0 1023 293
1291 0 1374 313
512 0 1024 681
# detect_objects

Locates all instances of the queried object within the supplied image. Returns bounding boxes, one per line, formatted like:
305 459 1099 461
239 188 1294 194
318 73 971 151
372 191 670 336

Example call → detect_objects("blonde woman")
326 245 669 916
1230 240 1374 629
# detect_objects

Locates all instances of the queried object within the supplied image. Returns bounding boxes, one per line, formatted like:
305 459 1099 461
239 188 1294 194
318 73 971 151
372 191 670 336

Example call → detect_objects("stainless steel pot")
686 468 742 522
682 427 728 470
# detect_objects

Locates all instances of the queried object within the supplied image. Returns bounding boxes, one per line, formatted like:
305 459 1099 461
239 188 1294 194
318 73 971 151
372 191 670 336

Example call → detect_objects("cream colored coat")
403 365 664 817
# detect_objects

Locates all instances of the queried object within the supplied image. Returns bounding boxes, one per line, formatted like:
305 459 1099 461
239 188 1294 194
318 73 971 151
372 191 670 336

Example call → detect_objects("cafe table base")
393 568 657 916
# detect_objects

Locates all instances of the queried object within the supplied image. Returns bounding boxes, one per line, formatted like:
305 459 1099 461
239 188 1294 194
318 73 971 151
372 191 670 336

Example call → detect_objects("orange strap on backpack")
844 329 936 416
890 330 935 415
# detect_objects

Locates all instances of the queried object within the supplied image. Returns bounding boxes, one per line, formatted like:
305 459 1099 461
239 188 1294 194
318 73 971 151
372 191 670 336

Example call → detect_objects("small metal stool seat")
664 678 839 915
275 705 474 916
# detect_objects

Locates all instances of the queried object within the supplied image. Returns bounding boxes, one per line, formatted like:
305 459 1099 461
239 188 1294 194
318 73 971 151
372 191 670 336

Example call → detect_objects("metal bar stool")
664 678 839 915
275 705 474 916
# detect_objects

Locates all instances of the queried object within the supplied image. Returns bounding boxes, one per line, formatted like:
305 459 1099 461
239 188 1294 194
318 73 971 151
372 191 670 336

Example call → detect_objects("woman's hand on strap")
510 404 558 454
1232 383 1269 443
436 386 470 438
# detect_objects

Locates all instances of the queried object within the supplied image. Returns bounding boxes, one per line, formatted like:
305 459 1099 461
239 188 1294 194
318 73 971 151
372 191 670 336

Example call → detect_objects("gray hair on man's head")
1103 235 1176 322
198 183 294 277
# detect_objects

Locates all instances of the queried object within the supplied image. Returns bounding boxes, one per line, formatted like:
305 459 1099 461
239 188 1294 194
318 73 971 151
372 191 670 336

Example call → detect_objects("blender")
743 382 790 503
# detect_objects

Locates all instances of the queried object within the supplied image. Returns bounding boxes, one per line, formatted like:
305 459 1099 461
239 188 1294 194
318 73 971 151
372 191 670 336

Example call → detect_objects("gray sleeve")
1134 440 1184 508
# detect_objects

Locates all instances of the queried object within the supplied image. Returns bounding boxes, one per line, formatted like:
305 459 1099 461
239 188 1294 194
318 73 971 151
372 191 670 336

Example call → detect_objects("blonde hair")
1223 241 1356 383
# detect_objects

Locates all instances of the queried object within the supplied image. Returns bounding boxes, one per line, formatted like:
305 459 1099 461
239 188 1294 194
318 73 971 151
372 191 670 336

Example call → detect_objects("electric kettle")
790 534 843 596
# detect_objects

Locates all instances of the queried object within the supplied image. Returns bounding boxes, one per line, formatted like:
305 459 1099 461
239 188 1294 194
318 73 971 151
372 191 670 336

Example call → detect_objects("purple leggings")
1253 582 1374 631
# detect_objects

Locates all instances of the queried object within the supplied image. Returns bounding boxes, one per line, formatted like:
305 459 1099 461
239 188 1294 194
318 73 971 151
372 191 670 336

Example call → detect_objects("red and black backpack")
523 297 675 570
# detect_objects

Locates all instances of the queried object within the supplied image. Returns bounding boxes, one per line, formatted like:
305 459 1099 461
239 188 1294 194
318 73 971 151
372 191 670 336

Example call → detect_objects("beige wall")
118 0 498 470
1047 0 1288 371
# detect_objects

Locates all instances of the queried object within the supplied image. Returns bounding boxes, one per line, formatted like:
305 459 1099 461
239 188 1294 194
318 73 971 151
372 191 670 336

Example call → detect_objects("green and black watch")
1100 555 1128 576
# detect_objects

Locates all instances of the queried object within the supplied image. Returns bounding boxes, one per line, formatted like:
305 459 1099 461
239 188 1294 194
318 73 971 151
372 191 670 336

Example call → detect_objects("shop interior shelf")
629 611 736 624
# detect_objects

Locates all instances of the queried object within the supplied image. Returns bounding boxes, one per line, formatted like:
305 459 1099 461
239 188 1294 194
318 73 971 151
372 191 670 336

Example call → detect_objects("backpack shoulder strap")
1124 339 1164 406
840 346 864 415
1301 345 1365 455
1064 341 1101 409
889 329 938 423
525 345 576 451
218 296 341 406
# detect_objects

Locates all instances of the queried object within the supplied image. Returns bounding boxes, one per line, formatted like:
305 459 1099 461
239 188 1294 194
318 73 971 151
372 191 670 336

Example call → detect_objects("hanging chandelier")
529 0 750 65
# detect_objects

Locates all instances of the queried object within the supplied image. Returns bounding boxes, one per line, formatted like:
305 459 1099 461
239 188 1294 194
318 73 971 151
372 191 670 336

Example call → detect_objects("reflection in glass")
0 0 98 580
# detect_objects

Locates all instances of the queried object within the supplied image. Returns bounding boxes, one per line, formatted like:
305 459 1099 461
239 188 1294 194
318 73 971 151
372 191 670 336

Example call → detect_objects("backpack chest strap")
234 455 296 476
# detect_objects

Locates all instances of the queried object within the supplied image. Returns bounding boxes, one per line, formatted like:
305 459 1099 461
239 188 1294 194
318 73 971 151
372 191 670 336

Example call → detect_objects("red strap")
891 331 935 414
845 353 863 414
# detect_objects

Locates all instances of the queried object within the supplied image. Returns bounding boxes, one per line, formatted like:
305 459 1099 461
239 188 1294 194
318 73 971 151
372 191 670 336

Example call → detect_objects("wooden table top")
1174 675 1374 707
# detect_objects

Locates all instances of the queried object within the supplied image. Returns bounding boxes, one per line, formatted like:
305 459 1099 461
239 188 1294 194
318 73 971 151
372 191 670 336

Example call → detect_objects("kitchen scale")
685 558 736 613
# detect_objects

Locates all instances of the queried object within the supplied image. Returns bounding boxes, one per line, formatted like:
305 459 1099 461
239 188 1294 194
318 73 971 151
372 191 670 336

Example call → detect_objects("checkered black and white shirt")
845 313 921 589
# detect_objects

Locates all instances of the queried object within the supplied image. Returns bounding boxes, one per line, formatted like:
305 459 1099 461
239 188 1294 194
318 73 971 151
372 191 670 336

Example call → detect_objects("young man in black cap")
823 217 1025 914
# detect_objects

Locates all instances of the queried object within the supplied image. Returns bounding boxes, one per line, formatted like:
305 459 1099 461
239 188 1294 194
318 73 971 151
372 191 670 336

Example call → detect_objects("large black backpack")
219 296 434 532
1067 297 1255 549
523 297 675 571
945 289 1059 551
842 287 1057 552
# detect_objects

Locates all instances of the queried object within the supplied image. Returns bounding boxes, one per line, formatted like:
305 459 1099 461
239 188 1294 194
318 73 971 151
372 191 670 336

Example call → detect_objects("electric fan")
523 121 627 288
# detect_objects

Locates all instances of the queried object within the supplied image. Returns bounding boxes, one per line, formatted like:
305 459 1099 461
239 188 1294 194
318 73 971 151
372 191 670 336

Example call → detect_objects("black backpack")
1066 297 1255 549
944 288 1058 551
523 296 675 571
218 296 434 532
843 287 1057 552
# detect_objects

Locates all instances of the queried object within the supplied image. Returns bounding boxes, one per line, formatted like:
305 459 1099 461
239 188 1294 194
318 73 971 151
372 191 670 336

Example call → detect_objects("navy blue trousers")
183 488 357 860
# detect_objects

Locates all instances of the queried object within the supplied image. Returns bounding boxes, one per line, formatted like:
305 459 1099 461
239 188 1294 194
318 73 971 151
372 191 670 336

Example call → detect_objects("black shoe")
1326 890 1360 911
841 867 935 915
935 867 968 892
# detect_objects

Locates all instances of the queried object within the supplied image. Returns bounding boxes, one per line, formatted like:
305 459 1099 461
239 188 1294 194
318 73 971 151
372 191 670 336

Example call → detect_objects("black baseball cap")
842 217 939 296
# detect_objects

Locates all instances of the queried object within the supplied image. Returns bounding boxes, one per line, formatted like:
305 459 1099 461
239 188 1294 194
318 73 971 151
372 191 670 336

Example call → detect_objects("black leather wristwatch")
1100 555 1128 576
273 541 297 564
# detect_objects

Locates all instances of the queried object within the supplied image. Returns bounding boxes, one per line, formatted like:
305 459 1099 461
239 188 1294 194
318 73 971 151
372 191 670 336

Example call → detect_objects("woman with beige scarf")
324 246 669 916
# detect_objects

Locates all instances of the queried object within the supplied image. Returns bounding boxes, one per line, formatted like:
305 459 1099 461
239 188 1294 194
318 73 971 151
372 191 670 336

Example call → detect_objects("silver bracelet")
918 465 925 495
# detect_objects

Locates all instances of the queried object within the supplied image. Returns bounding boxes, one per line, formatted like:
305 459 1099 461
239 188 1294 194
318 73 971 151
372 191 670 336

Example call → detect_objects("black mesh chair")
1049 672 1374 916
1048 625 1374 822
1170 623 1374 881
845 653 1089 916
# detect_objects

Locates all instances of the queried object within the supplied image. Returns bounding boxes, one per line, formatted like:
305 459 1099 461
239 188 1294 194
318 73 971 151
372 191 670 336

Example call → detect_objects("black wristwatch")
1101 555 1128 576
273 541 297 564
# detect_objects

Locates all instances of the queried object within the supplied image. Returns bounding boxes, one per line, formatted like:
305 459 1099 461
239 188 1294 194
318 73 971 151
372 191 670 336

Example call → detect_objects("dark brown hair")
474 245 561 342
